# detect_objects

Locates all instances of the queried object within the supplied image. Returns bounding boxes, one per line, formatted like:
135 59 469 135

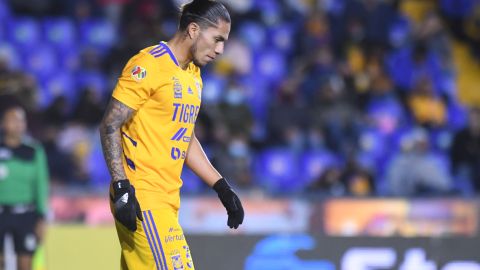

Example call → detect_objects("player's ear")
187 22 201 40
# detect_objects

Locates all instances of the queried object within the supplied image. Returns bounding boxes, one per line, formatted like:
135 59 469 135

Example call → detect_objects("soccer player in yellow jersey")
99 0 244 269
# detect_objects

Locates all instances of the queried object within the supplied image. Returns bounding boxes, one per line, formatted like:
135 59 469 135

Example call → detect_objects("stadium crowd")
0 0 479 197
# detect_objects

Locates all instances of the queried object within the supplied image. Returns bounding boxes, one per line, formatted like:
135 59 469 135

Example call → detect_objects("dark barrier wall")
187 234 480 270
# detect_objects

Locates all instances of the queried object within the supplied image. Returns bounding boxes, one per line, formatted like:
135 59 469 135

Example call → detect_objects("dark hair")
0 94 24 121
179 0 230 31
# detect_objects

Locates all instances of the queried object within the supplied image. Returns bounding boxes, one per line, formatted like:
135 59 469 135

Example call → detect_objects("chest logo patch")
173 77 183 98
131 66 147 81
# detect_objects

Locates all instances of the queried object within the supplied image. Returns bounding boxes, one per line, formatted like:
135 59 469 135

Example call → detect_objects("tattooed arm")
99 97 135 182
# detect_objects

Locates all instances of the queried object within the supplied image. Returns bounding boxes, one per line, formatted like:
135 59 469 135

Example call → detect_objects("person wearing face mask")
0 98 49 270
99 1 244 269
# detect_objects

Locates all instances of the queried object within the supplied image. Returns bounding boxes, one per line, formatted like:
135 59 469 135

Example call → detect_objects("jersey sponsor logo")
131 66 146 80
164 233 185 244
171 147 186 160
172 103 200 124
171 127 188 141
173 77 182 98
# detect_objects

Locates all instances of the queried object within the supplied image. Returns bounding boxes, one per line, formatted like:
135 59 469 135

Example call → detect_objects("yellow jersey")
111 42 203 211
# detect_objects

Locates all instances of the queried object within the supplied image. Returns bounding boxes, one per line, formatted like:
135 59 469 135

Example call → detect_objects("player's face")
191 20 230 67
1 107 27 138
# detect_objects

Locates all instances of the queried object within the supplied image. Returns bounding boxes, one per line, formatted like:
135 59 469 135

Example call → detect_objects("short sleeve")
112 52 156 110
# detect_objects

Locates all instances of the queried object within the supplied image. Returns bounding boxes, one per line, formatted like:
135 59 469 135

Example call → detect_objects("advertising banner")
187 234 480 270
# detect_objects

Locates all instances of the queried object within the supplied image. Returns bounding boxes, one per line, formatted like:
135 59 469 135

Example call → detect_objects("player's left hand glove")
110 179 143 232
213 178 244 229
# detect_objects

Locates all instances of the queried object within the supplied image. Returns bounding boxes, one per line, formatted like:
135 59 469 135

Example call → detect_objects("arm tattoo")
99 98 134 181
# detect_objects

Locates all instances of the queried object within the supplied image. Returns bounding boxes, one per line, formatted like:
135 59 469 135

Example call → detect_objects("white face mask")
228 139 249 158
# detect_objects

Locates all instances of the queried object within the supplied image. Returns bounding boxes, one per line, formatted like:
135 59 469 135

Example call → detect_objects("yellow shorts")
115 208 195 270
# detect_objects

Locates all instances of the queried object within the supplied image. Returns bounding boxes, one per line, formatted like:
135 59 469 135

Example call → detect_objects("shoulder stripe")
150 47 166 56
152 51 167 58
150 42 180 66
149 45 162 53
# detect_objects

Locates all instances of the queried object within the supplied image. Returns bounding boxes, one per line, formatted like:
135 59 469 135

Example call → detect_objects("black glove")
110 179 143 232
213 178 244 229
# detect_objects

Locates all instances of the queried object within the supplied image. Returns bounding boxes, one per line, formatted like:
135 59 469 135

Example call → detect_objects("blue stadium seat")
0 0 11 21
41 72 77 106
43 17 77 50
268 24 295 53
447 100 468 130
244 74 269 120
358 127 388 158
239 22 266 51
388 15 411 48
7 17 42 49
386 47 443 93
366 96 405 136
22 44 58 79
57 47 81 72
254 148 300 193
300 150 340 185
76 70 109 94
79 19 117 52
254 50 286 82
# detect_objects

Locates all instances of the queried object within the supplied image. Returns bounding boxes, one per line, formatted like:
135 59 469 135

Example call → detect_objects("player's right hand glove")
213 178 244 229
110 179 143 232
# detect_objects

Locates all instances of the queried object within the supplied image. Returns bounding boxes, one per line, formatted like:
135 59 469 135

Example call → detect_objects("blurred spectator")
267 77 308 147
342 158 375 196
217 79 253 136
42 96 69 127
41 124 76 185
71 88 104 126
364 72 405 136
308 80 361 155
408 77 447 128
386 128 452 196
308 167 346 197
417 12 451 63
450 107 480 192
210 127 253 189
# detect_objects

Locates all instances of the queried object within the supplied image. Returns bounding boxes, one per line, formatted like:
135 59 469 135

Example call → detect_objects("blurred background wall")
1 0 480 269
